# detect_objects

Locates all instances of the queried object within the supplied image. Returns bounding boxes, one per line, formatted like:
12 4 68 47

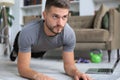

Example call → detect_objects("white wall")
94 1 120 10
10 0 22 47
80 0 95 16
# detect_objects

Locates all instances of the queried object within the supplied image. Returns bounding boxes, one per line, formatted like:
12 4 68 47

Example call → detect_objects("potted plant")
0 7 14 55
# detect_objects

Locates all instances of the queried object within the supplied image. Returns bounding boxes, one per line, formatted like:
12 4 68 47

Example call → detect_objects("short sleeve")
63 24 76 52
18 30 32 53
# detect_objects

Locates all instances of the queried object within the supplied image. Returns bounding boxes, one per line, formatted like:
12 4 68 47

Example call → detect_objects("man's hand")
33 73 55 80
62 52 93 80
74 71 93 80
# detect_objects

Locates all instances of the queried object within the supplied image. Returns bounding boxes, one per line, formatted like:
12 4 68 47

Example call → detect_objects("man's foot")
10 50 18 61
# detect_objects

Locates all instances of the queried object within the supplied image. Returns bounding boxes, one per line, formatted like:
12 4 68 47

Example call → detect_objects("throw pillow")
94 4 109 29
116 4 120 12
101 11 109 30
118 5 120 12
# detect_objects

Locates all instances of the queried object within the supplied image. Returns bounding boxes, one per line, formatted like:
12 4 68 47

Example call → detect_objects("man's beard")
45 21 63 36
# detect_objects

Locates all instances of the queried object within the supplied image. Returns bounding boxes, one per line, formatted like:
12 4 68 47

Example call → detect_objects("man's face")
43 6 69 36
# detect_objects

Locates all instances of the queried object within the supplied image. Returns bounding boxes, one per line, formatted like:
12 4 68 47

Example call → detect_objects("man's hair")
45 0 70 11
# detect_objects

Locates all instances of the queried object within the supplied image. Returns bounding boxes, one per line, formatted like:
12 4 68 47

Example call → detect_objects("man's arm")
17 52 37 79
17 52 54 80
62 51 92 80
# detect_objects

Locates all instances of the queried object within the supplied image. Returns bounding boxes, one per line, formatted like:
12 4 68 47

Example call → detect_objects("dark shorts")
31 51 46 58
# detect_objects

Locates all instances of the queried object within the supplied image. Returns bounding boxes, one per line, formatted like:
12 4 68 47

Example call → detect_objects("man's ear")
42 11 46 19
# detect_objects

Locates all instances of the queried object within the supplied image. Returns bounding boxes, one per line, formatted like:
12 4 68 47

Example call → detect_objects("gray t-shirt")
18 19 76 53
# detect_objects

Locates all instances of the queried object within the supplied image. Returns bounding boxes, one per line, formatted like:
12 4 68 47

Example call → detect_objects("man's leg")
31 51 46 58
10 31 20 61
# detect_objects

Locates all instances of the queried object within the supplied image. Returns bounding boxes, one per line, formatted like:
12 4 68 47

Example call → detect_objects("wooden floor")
0 50 120 80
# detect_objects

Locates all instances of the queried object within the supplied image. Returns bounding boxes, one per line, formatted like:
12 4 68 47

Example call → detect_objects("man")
15 0 93 80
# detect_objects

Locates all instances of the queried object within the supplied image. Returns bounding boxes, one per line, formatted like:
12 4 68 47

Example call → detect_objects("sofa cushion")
78 16 94 28
94 4 109 29
68 16 94 29
74 29 109 42
75 43 106 50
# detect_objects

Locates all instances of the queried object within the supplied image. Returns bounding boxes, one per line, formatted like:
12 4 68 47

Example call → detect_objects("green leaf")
8 14 14 20
6 7 10 13
0 7 14 27
0 9 3 19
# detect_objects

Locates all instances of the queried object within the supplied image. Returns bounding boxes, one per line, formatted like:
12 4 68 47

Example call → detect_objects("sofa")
68 5 120 62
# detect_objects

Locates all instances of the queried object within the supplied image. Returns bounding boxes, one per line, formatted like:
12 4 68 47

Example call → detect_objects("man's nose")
57 18 64 26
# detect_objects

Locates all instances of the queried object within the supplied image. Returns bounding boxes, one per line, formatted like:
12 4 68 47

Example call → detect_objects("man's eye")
63 16 67 19
52 15 68 20
62 16 68 20
52 15 58 19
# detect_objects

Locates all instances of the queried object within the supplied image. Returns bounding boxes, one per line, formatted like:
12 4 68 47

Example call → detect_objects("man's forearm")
18 67 40 80
18 67 55 80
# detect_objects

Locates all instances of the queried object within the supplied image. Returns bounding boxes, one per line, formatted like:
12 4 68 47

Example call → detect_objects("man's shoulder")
20 19 44 38
64 23 75 34
24 19 43 28
22 19 43 32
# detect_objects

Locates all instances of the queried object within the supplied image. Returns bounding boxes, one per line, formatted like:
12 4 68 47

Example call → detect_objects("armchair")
68 9 120 62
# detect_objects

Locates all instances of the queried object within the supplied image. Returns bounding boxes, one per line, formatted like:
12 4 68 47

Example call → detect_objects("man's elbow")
17 65 28 77
18 66 25 76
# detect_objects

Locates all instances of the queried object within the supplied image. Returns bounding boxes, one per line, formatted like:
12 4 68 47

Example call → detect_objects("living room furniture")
68 8 120 62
